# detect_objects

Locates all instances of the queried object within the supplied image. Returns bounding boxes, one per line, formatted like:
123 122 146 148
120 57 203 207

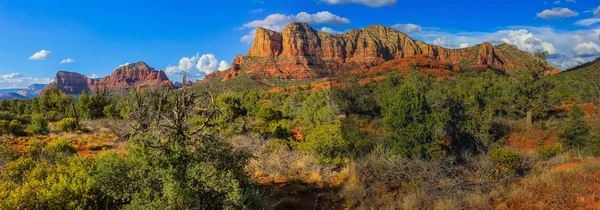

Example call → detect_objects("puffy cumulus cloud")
28 50 52 60
240 11 351 43
197 54 219 75
501 29 559 55
391 23 422 33
320 27 342 34
536 8 579 20
218 61 231 71
166 53 229 79
558 57 587 69
90 73 99 79
573 42 600 56
0 73 51 89
319 0 396 7
459 43 470 48
60 58 75 64
595 6 600 16
574 18 600 26
295 11 351 26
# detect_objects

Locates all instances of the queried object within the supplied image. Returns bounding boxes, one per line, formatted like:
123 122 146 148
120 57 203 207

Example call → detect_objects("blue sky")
1 0 599 88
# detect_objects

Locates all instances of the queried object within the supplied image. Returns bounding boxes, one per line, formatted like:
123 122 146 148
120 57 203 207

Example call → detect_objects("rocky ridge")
44 61 173 94
206 22 560 83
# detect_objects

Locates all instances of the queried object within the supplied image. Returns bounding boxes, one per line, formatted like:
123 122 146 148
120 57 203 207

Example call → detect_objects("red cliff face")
206 22 559 83
44 61 173 94
99 61 172 89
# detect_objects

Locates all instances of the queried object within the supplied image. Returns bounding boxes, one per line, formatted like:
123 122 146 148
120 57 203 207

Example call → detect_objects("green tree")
256 103 282 122
507 58 556 127
380 73 444 158
559 104 590 148
27 113 49 135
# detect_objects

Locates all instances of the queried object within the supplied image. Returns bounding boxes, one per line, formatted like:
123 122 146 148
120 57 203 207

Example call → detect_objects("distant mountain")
0 84 48 99
0 93 28 100
44 61 173 94
203 22 560 83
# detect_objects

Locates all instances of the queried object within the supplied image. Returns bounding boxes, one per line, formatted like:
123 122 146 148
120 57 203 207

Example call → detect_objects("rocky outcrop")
98 61 172 89
207 22 559 82
44 61 173 94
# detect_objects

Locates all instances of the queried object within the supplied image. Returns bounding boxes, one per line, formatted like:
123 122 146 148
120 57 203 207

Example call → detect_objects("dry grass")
230 135 346 187
503 157 600 209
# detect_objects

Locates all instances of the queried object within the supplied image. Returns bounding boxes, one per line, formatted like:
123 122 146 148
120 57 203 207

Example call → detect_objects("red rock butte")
44 61 173 94
204 22 560 83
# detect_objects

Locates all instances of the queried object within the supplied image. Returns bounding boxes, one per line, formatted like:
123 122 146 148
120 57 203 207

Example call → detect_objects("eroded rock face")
44 61 173 94
210 22 559 83
99 61 172 89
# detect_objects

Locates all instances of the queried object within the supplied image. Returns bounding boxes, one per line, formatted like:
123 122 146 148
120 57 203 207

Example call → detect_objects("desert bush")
488 147 523 175
103 104 119 118
43 139 77 162
256 103 282 122
0 120 9 135
7 120 25 136
537 144 562 160
559 104 590 148
58 117 78 132
28 113 49 135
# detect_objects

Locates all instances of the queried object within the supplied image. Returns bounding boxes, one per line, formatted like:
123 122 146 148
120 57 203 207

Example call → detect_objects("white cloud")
59 58 75 64
595 6 600 16
566 0 576 2
197 54 219 75
295 11 351 25
391 23 423 33
319 0 396 7
240 11 351 43
90 73 99 79
218 61 230 71
320 27 342 34
166 53 229 78
501 29 558 55
2 73 23 79
553 0 560 5
560 57 586 69
250 8 263 13
573 42 600 56
0 73 51 88
536 8 579 20
433 36 450 47
574 18 600 26
28 50 52 60
459 43 470 48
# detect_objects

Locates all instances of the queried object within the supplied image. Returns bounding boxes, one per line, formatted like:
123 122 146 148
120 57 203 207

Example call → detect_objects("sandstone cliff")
44 61 173 94
206 22 559 82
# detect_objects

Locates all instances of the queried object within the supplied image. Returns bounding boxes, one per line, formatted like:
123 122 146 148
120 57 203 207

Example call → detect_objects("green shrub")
25 140 45 159
8 120 25 136
58 117 78 132
559 104 590 148
426 144 448 162
256 104 282 122
103 104 118 118
2 157 35 182
43 139 77 162
537 144 562 160
488 147 522 175
27 113 49 135
587 132 600 156
0 120 9 134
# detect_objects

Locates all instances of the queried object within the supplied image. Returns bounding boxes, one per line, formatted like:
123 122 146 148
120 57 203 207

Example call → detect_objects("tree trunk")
526 109 533 128
71 102 81 130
